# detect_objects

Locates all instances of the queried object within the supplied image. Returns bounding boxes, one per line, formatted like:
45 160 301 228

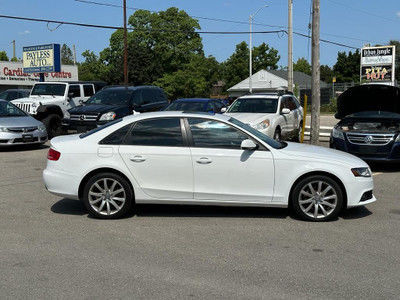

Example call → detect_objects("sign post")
360 45 396 85
22 44 61 82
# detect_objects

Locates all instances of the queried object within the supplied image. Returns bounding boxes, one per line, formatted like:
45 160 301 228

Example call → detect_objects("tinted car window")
188 118 249 149
164 101 205 111
6 91 18 100
227 98 278 113
141 89 154 105
83 85 94 97
31 84 66 96
19 91 30 98
124 118 183 146
287 98 297 111
68 85 81 98
0 101 27 117
86 89 133 106
0 91 7 100
100 124 131 145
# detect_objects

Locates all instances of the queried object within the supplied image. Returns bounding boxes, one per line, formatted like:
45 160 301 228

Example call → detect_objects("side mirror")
221 107 227 113
68 92 74 100
281 108 290 114
241 139 258 151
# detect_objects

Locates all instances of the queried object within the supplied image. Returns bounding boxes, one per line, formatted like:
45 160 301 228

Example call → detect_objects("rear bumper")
43 168 80 200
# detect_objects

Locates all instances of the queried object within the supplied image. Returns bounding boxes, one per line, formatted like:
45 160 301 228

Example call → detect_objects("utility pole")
123 0 128 85
72 44 77 65
310 0 320 145
11 40 16 60
287 0 293 92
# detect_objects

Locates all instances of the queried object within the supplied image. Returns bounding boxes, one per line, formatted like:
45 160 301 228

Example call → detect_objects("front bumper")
62 118 108 133
330 136 400 162
0 130 47 146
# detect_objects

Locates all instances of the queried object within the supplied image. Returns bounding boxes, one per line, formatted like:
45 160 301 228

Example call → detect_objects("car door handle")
130 155 146 162
196 157 212 164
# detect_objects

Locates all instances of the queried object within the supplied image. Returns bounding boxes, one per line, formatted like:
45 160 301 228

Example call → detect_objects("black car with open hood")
62 86 168 133
330 84 400 162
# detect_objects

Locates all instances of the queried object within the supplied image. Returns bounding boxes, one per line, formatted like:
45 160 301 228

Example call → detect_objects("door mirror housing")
281 108 290 114
220 107 227 113
241 139 258 151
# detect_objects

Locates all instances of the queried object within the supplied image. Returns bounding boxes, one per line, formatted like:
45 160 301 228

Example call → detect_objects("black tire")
273 127 282 141
293 122 303 142
42 114 62 139
291 175 343 222
82 172 134 219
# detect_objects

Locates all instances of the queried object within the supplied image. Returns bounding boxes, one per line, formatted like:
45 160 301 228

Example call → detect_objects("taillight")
47 148 61 161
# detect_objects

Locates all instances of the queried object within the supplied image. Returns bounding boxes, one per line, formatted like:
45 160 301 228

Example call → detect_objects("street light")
249 4 268 94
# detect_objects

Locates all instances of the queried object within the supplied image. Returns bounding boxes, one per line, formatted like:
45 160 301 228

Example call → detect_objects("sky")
0 0 399 67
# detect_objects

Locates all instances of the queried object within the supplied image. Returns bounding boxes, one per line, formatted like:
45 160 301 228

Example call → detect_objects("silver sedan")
0 100 47 147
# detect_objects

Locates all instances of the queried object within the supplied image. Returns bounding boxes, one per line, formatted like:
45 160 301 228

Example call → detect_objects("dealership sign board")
360 45 395 84
22 44 61 73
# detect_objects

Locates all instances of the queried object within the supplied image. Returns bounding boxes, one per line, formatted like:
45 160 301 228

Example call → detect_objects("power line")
0 14 359 49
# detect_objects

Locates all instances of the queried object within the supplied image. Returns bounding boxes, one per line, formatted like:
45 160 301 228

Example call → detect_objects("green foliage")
0 51 9 61
293 57 311 75
61 44 74 65
333 50 360 82
78 50 108 81
320 97 337 113
221 41 280 90
320 65 333 83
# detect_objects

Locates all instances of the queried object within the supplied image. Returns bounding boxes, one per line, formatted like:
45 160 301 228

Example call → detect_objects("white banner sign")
0 61 78 86
361 45 396 84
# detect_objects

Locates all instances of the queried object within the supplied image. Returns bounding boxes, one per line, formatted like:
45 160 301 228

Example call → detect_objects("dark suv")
63 86 168 133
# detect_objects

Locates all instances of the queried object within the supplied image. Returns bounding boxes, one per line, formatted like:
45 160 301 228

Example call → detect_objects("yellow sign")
332 77 336 83
22 44 60 73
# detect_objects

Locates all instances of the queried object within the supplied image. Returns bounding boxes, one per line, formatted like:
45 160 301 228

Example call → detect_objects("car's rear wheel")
292 175 343 221
82 172 134 219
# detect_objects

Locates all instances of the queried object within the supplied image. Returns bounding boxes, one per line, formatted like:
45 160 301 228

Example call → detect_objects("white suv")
12 82 96 138
224 93 303 141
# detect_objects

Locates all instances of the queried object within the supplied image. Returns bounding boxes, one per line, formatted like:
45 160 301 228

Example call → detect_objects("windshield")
229 117 285 149
0 101 27 117
228 98 278 113
0 92 7 100
165 101 206 111
31 84 66 96
86 89 133 106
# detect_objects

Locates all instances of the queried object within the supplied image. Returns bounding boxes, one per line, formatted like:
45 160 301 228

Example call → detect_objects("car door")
66 84 82 108
186 117 274 204
287 97 299 133
279 97 291 135
118 117 193 199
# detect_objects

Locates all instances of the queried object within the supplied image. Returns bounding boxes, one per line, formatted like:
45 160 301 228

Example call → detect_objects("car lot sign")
22 44 61 73
360 45 396 84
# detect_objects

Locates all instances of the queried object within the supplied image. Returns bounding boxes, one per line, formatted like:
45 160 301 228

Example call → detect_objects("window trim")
183 117 268 151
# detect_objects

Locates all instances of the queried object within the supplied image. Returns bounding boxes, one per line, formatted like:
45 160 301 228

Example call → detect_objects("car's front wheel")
82 172 134 219
292 175 343 221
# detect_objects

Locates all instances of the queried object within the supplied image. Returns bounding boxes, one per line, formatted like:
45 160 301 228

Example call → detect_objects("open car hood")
336 84 400 119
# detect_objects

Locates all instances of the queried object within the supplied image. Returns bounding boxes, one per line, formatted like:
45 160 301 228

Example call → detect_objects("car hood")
225 112 276 125
279 142 367 167
68 104 125 115
336 84 400 119
11 95 64 104
0 115 42 127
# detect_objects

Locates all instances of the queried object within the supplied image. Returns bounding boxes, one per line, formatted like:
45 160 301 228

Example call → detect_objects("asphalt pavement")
1 143 400 299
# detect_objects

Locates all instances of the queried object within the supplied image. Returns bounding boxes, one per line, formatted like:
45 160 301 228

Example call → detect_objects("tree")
10 57 19 62
78 50 108 81
389 40 400 83
101 7 203 85
0 51 9 61
320 65 333 83
293 57 311 75
333 50 360 82
61 44 74 65
155 54 221 99
222 41 280 90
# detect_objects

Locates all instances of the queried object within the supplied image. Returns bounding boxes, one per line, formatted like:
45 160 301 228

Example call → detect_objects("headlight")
38 124 47 133
351 167 371 177
0 127 9 132
253 119 270 130
99 112 116 121
332 127 344 140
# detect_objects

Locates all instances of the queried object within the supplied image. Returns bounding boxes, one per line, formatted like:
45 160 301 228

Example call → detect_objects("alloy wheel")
298 180 338 219
88 178 126 216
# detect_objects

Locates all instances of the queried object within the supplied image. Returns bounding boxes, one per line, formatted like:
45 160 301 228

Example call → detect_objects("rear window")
164 101 205 112
79 119 123 139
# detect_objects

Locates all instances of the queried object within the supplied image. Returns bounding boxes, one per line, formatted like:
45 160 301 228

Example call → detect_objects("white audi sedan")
43 112 376 221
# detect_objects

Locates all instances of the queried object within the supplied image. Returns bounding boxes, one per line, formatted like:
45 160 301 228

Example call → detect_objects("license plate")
22 134 34 143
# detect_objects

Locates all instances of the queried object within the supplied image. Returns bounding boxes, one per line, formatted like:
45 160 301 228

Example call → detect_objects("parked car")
163 98 226 113
43 111 375 221
223 92 303 141
11 81 101 138
0 89 30 101
330 84 400 162
62 86 168 133
0 100 47 146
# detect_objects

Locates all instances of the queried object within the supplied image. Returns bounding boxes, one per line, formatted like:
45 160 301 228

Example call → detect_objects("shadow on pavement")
0 144 49 152
368 162 400 173
51 198 87 216
341 206 372 220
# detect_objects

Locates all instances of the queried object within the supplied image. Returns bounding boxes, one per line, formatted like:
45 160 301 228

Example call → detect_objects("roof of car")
102 85 162 91
237 94 280 100
4 89 30 92
175 98 215 102
123 111 231 122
